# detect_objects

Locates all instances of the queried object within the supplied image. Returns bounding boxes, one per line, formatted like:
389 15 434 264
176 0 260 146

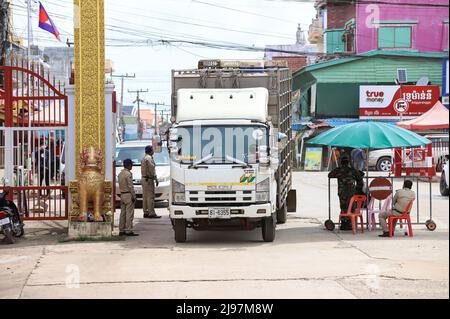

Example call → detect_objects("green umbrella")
307 121 431 149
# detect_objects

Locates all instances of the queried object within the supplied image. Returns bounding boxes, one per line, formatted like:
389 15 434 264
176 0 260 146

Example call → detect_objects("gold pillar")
74 0 105 176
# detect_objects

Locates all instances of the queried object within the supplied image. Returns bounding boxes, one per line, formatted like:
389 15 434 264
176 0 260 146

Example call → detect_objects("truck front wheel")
174 219 187 243
262 215 276 242
276 204 287 225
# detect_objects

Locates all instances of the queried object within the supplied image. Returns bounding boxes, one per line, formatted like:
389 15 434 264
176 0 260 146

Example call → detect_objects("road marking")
0 256 31 265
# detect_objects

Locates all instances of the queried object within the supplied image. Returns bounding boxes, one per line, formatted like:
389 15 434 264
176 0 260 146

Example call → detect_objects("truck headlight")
256 191 270 203
173 193 186 204
172 179 185 193
256 178 270 203
172 180 186 204
256 178 270 192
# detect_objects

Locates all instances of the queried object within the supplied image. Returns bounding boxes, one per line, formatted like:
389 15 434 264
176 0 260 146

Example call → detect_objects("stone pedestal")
68 222 113 239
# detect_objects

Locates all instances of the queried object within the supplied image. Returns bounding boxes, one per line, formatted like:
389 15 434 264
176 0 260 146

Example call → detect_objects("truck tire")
173 219 187 243
287 190 297 213
440 172 449 196
276 204 287 225
262 215 276 242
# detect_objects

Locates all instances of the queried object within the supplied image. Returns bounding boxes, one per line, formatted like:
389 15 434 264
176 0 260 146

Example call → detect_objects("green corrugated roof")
294 50 449 77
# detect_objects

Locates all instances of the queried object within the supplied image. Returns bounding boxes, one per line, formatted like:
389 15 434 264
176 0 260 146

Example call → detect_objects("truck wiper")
226 155 251 169
189 153 213 169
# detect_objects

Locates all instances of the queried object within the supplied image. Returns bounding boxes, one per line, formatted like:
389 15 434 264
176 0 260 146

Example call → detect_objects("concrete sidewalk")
0 172 448 299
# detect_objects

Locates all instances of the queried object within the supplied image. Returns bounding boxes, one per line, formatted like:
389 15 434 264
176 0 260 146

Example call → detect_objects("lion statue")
78 147 105 222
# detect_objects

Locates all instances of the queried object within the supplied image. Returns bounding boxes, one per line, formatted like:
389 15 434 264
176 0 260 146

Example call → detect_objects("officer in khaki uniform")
142 146 161 219
379 180 416 238
118 159 139 236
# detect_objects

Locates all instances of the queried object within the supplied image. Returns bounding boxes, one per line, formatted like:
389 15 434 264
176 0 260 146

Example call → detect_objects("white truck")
169 60 296 243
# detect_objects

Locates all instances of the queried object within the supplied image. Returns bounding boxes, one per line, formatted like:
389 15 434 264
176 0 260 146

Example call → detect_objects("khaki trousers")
119 193 135 233
142 179 156 215
379 210 402 233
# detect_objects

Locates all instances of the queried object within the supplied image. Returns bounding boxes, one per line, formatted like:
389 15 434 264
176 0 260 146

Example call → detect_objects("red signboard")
360 85 441 119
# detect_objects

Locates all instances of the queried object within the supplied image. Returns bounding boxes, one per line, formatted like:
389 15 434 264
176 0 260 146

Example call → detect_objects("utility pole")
143 102 169 135
0 0 8 67
112 73 136 128
26 0 33 67
128 89 148 140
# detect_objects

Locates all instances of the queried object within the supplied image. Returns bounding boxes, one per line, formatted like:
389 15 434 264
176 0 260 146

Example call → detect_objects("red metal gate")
0 56 69 220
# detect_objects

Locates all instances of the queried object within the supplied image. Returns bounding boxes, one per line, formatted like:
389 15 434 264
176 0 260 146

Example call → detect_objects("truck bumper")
170 203 273 219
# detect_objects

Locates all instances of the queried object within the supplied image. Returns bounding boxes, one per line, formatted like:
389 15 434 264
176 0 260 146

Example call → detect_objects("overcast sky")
12 0 316 108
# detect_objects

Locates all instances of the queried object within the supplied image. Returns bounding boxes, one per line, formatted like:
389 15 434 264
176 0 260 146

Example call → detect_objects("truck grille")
188 190 254 204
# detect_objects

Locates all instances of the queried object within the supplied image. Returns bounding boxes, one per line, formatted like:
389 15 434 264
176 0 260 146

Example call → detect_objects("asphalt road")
0 172 448 299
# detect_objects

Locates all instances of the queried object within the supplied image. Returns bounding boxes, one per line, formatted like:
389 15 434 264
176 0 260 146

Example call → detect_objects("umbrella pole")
366 148 370 230
328 177 331 222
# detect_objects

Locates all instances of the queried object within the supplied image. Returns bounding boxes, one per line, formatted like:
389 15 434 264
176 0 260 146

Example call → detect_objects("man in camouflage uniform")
141 145 161 219
328 156 365 230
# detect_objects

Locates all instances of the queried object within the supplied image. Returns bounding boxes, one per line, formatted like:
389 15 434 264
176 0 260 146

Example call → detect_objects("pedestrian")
328 156 365 230
141 145 161 219
351 148 366 172
378 180 416 238
118 159 139 237
35 142 51 197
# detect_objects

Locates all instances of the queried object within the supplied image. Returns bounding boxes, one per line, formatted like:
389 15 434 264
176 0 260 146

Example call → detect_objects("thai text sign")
360 85 440 119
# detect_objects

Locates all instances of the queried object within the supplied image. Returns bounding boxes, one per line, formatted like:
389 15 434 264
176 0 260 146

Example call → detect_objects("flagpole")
27 0 32 187
27 0 32 67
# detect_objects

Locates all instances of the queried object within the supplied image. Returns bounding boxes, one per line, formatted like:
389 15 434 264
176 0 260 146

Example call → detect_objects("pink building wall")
356 0 449 54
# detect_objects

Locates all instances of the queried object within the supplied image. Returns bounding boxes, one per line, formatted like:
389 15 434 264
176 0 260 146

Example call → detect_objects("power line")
192 0 303 24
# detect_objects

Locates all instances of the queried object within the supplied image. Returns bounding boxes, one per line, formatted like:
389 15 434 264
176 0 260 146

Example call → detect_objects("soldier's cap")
145 145 153 153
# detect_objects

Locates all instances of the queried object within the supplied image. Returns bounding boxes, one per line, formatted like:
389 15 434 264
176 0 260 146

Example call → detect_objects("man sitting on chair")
379 180 416 238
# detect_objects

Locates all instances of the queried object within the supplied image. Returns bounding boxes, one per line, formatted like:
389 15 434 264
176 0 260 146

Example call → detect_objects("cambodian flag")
38 2 61 41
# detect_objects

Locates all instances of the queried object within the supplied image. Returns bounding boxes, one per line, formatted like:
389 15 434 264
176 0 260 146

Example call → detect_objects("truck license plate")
0 218 11 227
209 208 231 219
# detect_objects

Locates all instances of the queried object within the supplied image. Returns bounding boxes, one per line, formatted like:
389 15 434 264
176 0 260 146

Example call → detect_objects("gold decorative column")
69 0 113 229
74 0 105 176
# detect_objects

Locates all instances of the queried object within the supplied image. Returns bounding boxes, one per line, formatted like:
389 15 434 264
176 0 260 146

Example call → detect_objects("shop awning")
397 101 449 131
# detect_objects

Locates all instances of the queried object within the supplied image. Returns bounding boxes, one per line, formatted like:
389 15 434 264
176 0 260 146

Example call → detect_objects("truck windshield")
173 125 269 165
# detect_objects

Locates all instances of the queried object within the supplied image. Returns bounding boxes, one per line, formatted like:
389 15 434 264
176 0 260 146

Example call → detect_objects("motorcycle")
0 190 24 244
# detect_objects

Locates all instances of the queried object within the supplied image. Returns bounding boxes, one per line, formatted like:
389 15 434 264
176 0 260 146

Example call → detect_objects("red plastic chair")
389 200 415 239
339 195 367 235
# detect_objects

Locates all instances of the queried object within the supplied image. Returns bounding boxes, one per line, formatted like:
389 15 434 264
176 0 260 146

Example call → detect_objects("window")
326 30 345 54
115 147 170 167
344 32 354 53
378 26 412 48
